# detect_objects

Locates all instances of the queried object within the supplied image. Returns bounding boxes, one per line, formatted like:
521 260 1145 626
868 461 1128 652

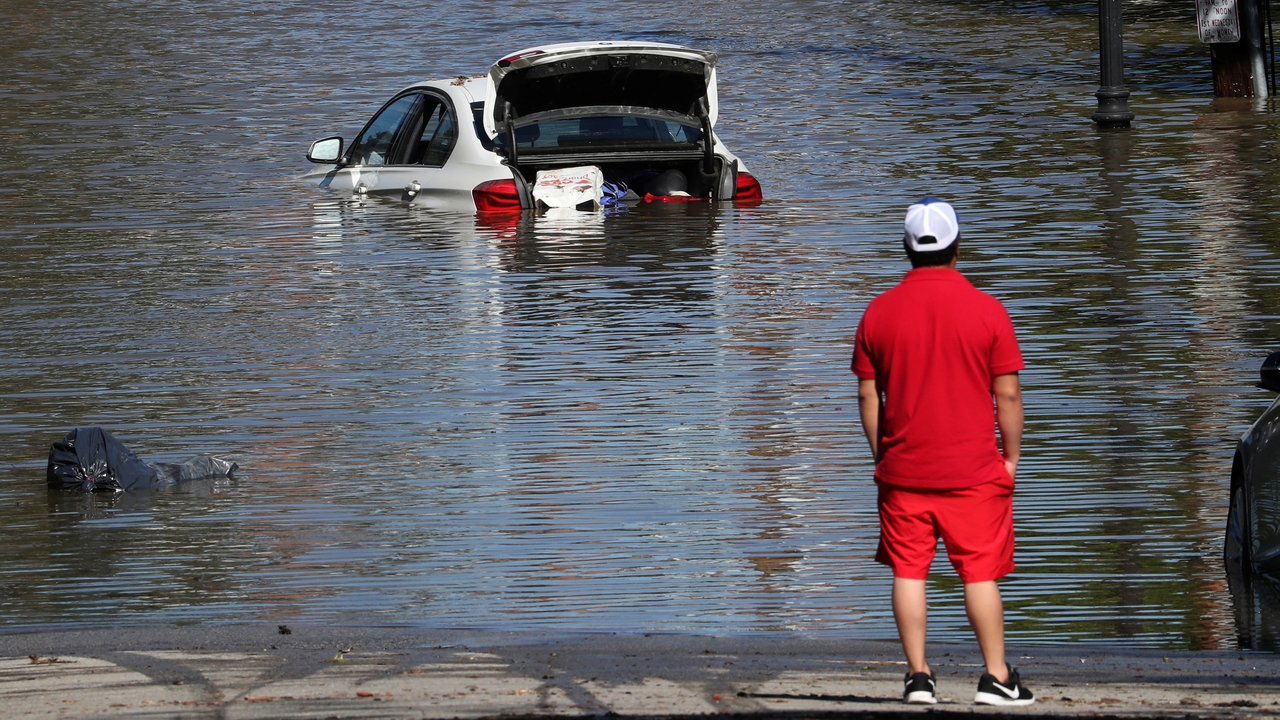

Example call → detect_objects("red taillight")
734 171 763 205
472 179 522 213
497 50 545 67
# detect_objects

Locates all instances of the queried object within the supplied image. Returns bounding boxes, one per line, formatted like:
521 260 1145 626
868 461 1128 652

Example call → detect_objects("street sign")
1197 0 1242 43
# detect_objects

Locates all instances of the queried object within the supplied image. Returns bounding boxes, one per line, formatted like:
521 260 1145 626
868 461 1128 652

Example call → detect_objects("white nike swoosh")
992 682 1019 696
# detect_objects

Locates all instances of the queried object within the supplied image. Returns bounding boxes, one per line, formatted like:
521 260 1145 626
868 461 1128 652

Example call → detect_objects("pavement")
2 625 1279 719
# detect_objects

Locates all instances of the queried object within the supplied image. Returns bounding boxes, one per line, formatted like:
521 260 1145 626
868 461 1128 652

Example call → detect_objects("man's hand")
993 373 1022 482
1003 456 1018 482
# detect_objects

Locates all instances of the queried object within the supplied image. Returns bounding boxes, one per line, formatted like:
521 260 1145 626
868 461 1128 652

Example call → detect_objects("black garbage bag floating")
47 427 237 493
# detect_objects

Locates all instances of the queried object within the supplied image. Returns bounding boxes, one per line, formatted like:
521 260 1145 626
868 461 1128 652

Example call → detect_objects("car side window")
348 94 421 167
408 99 458 167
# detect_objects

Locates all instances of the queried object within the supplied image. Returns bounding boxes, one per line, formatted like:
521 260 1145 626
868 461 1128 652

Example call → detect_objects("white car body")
302 41 761 213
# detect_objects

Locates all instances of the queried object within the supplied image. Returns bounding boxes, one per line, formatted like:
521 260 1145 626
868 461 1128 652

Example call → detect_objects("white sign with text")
1197 0 1241 43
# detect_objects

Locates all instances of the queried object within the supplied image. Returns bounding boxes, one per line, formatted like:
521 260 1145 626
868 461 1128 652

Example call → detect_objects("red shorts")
876 476 1015 583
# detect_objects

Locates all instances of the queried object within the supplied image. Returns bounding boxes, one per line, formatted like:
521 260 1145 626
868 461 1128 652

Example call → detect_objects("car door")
379 92 469 208
330 91 468 208
323 93 423 194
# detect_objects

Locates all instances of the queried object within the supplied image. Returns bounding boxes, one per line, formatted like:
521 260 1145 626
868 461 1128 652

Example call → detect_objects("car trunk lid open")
481 42 731 206
483 41 719 139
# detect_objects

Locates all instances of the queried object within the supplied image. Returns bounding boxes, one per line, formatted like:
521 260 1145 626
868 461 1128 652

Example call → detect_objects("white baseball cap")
903 198 959 252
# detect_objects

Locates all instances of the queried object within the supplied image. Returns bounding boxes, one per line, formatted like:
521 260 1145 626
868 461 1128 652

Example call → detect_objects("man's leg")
893 577 930 675
963 580 1007 681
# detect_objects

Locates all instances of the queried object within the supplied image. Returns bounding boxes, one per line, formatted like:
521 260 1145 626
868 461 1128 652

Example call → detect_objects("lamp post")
1093 0 1135 128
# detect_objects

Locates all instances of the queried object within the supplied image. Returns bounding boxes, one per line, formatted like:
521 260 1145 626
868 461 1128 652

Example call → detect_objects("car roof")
397 41 718 133
400 75 489 104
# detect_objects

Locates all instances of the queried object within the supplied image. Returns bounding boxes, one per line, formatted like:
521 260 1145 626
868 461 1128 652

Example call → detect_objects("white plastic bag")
532 166 604 209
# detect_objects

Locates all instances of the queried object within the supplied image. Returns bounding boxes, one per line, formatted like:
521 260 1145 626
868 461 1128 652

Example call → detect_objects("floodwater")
2 0 1280 651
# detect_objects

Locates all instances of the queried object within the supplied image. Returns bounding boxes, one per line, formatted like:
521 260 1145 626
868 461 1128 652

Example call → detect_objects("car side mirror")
1260 351 1280 393
307 136 344 164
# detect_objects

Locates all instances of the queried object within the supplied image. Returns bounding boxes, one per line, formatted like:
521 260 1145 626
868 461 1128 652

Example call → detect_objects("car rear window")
497 113 703 153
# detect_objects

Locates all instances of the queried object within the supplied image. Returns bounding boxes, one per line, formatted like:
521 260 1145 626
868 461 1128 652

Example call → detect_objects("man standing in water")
852 199 1033 706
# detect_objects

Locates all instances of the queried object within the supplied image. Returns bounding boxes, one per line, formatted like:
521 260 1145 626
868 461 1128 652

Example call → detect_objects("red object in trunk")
643 193 706 204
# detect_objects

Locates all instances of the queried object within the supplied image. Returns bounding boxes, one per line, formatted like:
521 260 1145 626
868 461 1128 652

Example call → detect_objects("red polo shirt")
852 267 1023 489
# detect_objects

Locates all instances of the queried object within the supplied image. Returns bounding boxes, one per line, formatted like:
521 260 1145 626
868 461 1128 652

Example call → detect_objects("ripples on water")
1 1 1280 650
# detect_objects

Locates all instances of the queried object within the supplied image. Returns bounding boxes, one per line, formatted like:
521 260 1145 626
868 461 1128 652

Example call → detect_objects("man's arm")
993 373 1023 480
857 378 882 462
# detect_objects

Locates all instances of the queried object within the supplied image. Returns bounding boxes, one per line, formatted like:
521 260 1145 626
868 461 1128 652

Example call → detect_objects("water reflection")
12 479 244 625
1229 573 1280 651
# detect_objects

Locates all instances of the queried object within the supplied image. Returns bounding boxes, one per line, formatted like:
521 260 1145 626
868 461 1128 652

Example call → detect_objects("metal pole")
1093 0 1135 128
1242 0 1271 97
1268 0 1276 96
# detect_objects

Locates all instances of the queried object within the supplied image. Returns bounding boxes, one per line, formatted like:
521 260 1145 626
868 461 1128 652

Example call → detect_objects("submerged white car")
303 41 763 213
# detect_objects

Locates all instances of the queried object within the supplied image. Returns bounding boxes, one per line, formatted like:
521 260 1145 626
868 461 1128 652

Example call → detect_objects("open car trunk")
498 106 728 199
483 42 729 202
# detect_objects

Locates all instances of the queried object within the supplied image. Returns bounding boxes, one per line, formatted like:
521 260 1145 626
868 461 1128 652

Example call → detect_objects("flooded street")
2 1 1280 650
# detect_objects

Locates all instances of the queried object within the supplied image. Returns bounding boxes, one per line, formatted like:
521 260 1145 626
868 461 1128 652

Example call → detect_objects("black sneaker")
974 665 1035 706
903 671 937 704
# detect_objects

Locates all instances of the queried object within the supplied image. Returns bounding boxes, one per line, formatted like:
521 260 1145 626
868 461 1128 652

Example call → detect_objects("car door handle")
400 180 423 204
